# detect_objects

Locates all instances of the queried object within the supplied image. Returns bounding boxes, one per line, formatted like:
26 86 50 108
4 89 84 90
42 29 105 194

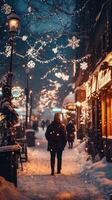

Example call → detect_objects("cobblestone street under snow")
17 128 106 200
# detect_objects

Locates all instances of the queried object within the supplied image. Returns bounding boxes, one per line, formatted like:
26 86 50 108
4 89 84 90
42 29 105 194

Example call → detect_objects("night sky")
0 0 76 111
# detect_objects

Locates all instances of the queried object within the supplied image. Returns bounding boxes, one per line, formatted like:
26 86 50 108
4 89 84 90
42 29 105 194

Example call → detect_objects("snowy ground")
17 128 112 200
0 176 28 200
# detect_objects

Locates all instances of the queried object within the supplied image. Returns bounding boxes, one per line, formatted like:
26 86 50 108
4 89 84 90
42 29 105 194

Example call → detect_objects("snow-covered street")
17 128 111 200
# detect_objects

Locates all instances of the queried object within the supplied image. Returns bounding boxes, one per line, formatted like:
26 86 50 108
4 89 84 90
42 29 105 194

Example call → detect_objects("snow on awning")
62 93 75 110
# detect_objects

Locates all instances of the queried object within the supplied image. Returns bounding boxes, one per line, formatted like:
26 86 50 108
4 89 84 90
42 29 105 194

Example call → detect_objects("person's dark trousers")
50 150 63 174
50 151 56 175
57 150 62 173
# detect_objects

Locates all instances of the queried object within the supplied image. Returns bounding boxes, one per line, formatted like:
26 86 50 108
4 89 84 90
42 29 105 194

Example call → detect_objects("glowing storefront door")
101 95 112 138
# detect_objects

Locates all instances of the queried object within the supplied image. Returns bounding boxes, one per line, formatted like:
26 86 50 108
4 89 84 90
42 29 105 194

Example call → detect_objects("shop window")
101 95 112 138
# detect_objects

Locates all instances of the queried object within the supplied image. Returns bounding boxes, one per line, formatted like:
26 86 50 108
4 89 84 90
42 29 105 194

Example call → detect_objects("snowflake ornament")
27 47 38 59
80 62 88 70
22 36 28 41
52 47 58 54
1 4 12 15
28 6 32 13
27 60 35 69
5 45 11 57
68 36 80 49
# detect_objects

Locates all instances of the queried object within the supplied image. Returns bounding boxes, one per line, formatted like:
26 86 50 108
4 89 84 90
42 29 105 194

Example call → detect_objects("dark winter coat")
66 122 75 142
45 121 67 152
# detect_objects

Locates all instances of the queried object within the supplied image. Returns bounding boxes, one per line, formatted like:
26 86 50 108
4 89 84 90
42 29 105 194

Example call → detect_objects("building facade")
75 0 112 161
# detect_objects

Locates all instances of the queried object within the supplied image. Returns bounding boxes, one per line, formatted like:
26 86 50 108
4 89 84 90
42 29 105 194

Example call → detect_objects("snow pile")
0 176 28 200
73 138 92 168
73 139 112 198
81 157 112 199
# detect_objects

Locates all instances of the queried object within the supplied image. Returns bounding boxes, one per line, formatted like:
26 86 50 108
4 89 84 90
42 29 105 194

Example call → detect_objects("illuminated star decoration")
52 47 58 54
12 86 25 107
5 45 11 57
12 86 24 100
27 60 36 69
22 35 28 41
1 3 12 15
80 62 88 70
27 47 38 60
28 6 32 13
68 36 80 49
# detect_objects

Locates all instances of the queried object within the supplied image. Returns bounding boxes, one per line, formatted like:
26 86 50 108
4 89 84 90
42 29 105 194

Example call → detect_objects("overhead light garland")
0 0 92 110
27 60 36 69
55 72 69 81
37 86 59 112
2 30 89 66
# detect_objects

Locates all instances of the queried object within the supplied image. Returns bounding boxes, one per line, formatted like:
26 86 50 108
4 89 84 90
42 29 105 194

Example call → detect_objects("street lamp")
25 68 30 129
7 13 20 86
24 63 34 129
29 90 33 127
7 13 20 33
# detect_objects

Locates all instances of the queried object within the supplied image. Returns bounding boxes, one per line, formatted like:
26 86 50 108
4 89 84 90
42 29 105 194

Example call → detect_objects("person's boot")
51 169 54 176
57 168 61 174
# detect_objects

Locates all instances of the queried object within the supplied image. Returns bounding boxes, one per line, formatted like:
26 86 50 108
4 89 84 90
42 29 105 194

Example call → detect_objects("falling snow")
27 60 36 69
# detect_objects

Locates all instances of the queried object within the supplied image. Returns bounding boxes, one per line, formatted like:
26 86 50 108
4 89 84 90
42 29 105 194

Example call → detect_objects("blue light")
52 107 62 112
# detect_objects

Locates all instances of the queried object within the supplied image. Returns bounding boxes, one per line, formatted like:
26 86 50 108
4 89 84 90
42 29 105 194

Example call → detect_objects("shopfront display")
101 94 112 138
84 52 112 160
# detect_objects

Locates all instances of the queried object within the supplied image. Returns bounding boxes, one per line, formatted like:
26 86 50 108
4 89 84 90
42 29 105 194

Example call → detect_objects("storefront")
62 93 76 124
85 52 112 160
75 84 86 139
101 94 112 139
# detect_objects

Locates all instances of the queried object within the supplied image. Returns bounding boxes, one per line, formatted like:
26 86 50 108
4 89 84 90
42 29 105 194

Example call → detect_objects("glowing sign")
52 107 62 112
98 69 112 90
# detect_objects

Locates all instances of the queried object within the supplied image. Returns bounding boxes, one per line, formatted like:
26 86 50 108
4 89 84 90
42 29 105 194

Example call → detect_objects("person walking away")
45 112 67 176
32 120 39 131
41 120 46 130
46 119 50 128
66 120 75 148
